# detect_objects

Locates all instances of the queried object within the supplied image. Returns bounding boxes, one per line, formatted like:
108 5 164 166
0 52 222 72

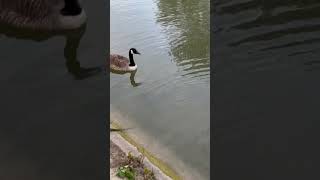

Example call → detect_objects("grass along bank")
110 140 156 180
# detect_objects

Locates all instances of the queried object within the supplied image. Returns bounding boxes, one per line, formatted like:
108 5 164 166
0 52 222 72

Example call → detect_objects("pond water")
110 0 210 179
213 0 320 179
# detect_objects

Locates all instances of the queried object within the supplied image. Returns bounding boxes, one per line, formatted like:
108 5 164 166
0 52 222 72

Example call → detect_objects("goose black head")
61 0 83 16
129 48 141 55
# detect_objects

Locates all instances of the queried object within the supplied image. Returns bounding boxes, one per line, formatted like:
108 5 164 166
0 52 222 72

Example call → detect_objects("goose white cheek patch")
130 50 133 54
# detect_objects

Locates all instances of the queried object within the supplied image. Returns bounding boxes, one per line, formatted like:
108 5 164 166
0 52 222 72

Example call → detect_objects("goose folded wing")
110 54 129 67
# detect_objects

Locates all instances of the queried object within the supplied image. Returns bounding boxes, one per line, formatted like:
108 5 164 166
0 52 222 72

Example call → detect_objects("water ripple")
215 0 320 72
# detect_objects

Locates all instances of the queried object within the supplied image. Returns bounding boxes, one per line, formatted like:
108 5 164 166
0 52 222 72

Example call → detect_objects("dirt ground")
110 141 127 168
110 141 156 180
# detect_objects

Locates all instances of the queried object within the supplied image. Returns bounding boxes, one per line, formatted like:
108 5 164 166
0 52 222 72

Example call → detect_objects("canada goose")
0 0 87 30
110 48 141 72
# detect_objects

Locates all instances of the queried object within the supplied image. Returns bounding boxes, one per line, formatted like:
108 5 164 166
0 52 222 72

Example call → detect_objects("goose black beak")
136 51 141 55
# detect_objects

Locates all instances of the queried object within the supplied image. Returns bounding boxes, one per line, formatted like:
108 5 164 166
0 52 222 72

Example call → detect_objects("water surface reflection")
155 0 210 78
0 23 102 80
111 69 141 87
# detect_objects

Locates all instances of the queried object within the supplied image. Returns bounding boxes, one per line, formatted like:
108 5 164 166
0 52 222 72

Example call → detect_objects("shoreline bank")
111 121 179 180
110 107 206 180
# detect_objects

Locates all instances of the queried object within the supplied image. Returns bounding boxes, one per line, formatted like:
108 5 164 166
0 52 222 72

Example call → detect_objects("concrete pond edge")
110 121 182 180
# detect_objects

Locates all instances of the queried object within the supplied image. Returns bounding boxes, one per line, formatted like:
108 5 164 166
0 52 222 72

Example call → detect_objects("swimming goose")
0 0 87 30
110 48 141 72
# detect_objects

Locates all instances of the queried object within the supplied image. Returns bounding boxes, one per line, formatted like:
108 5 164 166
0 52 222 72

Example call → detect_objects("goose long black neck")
129 51 136 66
61 0 82 16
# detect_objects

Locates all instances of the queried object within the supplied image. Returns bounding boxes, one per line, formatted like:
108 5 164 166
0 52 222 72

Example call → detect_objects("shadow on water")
111 68 142 87
0 23 102 80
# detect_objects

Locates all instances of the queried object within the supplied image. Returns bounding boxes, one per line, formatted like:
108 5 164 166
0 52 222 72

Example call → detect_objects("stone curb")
110 132 172 180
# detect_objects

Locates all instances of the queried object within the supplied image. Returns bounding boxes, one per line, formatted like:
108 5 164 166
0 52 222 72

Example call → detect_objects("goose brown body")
0 0 86 30
110 54 131 71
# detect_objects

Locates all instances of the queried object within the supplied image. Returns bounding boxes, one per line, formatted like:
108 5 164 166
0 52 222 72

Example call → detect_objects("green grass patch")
117 165 135 180
116 152 156 180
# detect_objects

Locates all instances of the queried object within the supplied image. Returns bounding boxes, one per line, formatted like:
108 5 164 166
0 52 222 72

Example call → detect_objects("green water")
110 0 210 179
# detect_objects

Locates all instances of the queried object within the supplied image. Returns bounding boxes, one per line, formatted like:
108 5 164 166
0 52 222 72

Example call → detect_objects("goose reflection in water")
110 68 141 87
0 24 102 80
